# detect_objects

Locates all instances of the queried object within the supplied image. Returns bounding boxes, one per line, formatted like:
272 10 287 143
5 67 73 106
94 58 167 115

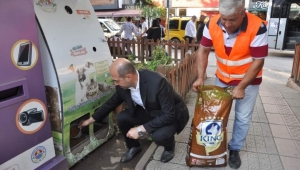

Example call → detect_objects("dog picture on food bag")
196 120 223 155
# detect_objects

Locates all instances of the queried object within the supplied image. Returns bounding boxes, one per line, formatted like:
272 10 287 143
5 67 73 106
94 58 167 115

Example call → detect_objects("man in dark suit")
79 58 189 163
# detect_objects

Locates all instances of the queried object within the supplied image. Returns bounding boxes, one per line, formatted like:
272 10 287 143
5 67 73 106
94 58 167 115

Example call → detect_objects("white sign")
253 1 269 9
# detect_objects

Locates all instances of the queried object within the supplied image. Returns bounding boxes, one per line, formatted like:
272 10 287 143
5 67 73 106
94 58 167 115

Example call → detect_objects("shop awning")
95 10 141 17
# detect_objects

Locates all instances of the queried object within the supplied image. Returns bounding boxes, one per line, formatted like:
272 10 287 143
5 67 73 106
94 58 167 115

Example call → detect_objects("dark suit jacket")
92 69 189 134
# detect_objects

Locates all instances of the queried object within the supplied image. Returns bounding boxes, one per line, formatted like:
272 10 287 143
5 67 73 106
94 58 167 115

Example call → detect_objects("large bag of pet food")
186 85 233 167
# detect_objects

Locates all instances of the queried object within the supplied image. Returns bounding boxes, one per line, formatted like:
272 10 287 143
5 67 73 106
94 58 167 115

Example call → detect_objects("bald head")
110 58 136 78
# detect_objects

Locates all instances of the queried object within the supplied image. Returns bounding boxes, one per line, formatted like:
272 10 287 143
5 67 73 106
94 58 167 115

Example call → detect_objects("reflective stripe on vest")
217 66 262 79
216 55 253 66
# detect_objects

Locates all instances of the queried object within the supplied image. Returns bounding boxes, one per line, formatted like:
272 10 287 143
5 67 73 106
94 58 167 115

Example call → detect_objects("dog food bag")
186 85 233 167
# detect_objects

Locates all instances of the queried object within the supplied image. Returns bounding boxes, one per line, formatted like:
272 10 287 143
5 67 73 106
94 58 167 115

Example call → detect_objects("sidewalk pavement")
137 50 300 170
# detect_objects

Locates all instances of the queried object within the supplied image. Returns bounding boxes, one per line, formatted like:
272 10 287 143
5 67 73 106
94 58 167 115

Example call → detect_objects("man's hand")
232 86 245 99
192 78 204 92
126 127 139 139
78 117 95 129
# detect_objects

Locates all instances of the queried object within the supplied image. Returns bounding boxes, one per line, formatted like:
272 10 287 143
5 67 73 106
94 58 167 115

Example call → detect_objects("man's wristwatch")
137 126 144 138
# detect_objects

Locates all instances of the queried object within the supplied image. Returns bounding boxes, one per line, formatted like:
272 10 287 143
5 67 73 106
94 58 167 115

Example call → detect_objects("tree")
134 0 154 7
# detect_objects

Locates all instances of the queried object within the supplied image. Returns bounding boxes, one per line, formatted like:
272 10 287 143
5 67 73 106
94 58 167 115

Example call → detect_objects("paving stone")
274 138 300 158
247 123 255 136
273 97 288 105
280 156 300 170
282 114 300 127
264 137 278 155
277 105 294 115
251 112 260 122
253 122 264 136
261 97 275 104
287 126 300 140
248 152 260 170
259 91 271 97
269 155 284 170
258 153 272 170
256 96 262 103
263 104 280 113
245 135 257 152
285 99 300 107
238 151 249 170
270 124 292 139
168 143 187 165
266 113 285 125
227 132 232 144
291 106 300 117
255 136 267 153
175 127 191 143
281 92 300 99
227 120 234 133
153 146 164 161
270 91 283 98
257 111 269 123
260 123 273 137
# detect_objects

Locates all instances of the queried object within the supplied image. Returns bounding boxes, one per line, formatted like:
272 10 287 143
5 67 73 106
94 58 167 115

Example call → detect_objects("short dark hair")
117 62 136 78
156 18 161 23
127 17 132 22
141 17 146 20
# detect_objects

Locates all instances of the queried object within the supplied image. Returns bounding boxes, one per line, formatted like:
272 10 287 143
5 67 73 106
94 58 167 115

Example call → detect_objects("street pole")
167 0 170 43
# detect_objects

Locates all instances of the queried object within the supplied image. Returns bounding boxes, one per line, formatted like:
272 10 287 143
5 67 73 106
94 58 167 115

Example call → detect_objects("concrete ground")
141 49 300 170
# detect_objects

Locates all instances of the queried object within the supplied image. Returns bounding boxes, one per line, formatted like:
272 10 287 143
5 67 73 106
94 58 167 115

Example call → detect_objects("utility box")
0 0 68 169
34 0 115 167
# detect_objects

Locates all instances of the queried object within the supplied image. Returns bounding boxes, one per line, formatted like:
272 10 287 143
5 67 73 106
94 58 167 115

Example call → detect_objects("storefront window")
179 9 186 17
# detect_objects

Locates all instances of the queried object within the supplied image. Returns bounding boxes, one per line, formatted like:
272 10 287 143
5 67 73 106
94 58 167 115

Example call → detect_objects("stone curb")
135 142 158 170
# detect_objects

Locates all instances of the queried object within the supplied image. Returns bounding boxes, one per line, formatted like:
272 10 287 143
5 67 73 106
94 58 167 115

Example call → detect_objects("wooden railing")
108 38 199 64
291 43 300 85
156 52 197 99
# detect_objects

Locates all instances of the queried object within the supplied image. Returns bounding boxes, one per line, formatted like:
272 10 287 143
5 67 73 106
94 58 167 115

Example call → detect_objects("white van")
98 19 121 38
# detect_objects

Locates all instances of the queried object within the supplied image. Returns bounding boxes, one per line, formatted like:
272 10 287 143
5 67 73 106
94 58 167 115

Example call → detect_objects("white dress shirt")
129 71 144 108
142 21 148 37
185 20 196 38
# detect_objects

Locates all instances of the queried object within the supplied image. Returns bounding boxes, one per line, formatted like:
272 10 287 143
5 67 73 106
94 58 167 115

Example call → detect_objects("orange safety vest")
209 13 263 83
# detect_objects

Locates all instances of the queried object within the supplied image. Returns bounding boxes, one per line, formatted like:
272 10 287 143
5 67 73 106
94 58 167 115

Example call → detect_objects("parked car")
98 19 138 40
164 17 203 45
98 19 121 39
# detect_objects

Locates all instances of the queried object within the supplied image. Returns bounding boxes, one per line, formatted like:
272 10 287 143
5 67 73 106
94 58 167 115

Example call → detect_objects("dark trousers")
117 106 178 150
185 36 194 44
185 36 196 51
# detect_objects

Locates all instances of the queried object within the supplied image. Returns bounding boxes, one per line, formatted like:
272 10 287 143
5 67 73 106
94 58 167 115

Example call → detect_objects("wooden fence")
108 38 199 63
156 52 198 99
291 43 300 85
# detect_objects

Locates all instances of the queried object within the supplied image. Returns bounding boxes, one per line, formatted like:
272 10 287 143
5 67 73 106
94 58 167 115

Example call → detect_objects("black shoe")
120 146 142 163
160 143 175 163
228 150 241 169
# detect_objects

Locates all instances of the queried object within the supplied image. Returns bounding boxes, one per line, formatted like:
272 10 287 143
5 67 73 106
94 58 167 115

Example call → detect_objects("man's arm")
192 45 211 91
233 22 268 99
79 90 124 128
234 59 264 94
132 24 141 37
118 24 125 34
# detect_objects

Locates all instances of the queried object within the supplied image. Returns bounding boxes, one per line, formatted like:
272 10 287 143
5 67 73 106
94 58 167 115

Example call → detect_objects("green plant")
127 45 171 71
147 45 172 71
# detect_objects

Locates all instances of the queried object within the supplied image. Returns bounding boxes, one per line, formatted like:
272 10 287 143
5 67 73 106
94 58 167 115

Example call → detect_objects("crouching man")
79 58 189 163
